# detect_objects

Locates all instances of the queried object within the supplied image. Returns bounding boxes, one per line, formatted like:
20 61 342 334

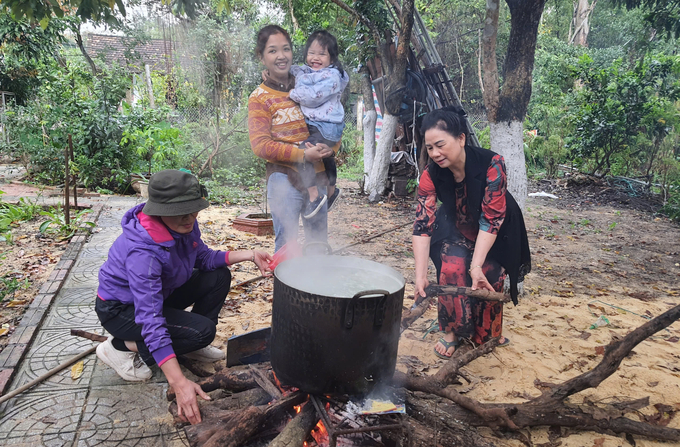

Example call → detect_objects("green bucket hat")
142 170 209 217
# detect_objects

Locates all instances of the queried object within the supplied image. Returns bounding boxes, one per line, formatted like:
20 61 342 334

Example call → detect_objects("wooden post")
68 134 77 208
145 64 155 109
64 135 71 225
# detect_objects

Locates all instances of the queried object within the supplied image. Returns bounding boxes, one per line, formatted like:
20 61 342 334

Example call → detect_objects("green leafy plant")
0 274 29 302
39 206 95 240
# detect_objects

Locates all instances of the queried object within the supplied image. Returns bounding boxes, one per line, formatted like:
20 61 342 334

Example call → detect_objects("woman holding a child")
412 107 531 359
248 25 347 251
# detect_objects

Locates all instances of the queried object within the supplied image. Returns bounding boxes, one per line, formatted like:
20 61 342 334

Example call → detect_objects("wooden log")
200 392 307 447
177 356 215 378
382 398 497 447
167 368 258 401
400 296 435 332
425 285 510 302
248 365 283 400
170 388 273 425
268 401 318 447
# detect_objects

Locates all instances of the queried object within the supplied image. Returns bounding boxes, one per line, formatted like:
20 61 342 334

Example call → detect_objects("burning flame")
294 404 302 414
311 419 329 445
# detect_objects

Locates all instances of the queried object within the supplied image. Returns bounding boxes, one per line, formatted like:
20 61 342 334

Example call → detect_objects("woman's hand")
173 376 211 425
414 276 430 305
252 250 273 275
303 142 333 162
469 266 494 292
161 358 210 425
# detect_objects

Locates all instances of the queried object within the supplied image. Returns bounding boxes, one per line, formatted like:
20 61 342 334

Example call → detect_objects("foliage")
39 206 95 240
0 274 29 302
120 106 186 175
0 192 42 242
337 128 363 180
612 0 680 38
0 13 71 104
566 53 680 176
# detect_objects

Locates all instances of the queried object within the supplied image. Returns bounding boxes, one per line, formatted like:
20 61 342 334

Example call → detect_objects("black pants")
299 125 338 190
95 268 231 366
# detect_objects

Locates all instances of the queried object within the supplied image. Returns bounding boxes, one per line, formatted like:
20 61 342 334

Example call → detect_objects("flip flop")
434 337 458 359
498 337 511 347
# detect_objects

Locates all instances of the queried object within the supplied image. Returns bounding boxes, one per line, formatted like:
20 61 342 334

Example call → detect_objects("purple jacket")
97 203 229 366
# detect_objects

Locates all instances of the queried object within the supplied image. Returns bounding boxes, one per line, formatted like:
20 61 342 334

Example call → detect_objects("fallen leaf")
666 336 679 343
595 346 605 355
71 360 84 380
593 437 605 446
6 300 28 307
0 328 9 337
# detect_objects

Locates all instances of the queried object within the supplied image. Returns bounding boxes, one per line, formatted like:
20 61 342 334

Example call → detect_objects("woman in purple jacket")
95 169 271 425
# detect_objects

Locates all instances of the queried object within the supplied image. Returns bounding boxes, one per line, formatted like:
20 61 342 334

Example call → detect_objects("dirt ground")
199 177 680 447
1 172 679 446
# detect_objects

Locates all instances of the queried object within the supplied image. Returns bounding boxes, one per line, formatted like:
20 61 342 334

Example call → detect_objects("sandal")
433 337 459 359
498 336 511 347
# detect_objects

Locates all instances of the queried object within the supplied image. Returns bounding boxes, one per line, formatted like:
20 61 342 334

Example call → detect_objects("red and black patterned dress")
413 155 507 345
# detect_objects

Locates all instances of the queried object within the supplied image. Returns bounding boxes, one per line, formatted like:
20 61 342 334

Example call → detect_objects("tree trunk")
490 120 527 210
365 0 415 202
360 67 377 183
482 0 546 211
366 113 399 201
570 0 597 46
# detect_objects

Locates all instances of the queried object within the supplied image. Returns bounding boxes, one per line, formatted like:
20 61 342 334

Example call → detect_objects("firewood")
268 401 318 447
248 364 283 400
395 304 680 441
167 367 258 401
199 392 307 447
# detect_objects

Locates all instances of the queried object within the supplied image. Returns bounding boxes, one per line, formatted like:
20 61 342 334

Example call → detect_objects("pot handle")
302 241 333 255
344 289 390 330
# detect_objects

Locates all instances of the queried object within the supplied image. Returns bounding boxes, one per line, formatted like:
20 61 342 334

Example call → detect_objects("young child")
289 30 349 219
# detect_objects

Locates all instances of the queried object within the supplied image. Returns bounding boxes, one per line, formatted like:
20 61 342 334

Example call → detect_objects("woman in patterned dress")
412 107 530 359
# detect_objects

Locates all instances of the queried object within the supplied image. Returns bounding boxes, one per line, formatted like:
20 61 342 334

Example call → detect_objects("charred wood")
268 401 318 447
167 367 258 401
248 364 283 400
198 392 307 447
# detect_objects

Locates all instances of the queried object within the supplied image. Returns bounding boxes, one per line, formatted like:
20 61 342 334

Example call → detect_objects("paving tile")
42 303 100 329
21 329 102 364
62 260 103 288
53 288 98 307
76 383 185 447
10 351 98 391
89 354 165 387
0 388 86 446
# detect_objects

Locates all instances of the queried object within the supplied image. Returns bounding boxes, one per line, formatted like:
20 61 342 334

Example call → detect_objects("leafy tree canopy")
612 0 680 38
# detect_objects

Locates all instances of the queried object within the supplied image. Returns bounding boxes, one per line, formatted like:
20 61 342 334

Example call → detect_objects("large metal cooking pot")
271 254 405 396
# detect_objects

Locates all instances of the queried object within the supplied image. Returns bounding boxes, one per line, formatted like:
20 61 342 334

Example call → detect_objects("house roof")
83 33 172 73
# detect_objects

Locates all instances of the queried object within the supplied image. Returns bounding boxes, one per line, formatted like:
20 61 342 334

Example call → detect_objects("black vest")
428 145 531 305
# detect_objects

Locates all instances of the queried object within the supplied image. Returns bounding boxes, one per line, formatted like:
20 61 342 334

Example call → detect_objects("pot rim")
274 254 405 297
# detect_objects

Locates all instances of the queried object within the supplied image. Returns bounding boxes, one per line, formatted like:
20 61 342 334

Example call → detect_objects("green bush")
337 128 364 180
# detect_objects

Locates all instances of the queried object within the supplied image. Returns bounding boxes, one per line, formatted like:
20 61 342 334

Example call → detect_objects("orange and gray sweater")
248 81 336 190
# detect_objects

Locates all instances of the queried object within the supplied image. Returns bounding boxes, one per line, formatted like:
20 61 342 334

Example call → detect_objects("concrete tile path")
0 194 187 446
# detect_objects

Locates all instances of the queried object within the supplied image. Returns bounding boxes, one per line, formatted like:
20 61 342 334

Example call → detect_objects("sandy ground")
197 178 680 447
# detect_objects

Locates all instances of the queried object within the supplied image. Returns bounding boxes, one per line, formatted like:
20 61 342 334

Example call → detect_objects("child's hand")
261 70 270 82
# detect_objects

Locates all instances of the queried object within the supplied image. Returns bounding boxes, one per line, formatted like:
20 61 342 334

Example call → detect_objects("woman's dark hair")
303 30 344 74
255 25 292 58
420 105 471 147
